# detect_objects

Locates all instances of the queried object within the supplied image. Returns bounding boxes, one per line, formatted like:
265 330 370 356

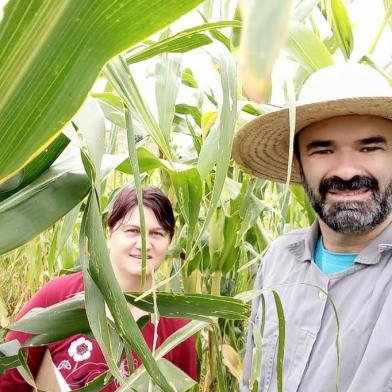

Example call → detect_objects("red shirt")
0 272 197 390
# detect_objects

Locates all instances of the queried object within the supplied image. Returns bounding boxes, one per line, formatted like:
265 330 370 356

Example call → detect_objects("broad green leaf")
0 0 204 184
7 291 242 338
116 147 163 174
155 54 182 142
125 292 249 320
126 21 241 65
197 118 219 178
120 358 196 392
0 149 90 255
221 343 243 383
123 320 208 390
230 4 242 49
0 133 69 202
201 111 218 140
181 68 198 88
0 340 21 375
127 34 212 64
239 0 292 101
72 372 109 392
83 209 127 385
124 100 148 286
196 47 237 251
273 291 285 392
175 103 202 127
73 98 106 184
198 12 231 50
285 22 334 73
93 93 126 129
209 208 226 259
249 295 265 392
104 56 174 160
0 339 34 387
58 203 81 250
385 0 392 29
0 354 19 375
326 0 353 60
220 214 242 273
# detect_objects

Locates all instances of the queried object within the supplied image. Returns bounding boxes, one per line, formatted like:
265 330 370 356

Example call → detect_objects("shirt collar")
286 221 319 262
286 220 392 265
356 222 392 265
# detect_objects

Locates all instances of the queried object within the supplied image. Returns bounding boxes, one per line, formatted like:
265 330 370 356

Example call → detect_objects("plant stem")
211 270 222 296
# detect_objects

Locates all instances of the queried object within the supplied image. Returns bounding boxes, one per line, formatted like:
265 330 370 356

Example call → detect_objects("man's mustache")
319 175 379 198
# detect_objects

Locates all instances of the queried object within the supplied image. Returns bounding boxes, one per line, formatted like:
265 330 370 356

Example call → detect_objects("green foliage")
0 0 390 390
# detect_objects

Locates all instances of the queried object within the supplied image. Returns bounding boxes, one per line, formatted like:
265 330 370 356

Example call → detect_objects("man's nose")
329 151 364 181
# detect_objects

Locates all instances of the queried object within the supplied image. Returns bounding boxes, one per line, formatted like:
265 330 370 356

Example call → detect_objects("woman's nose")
135 234 152 249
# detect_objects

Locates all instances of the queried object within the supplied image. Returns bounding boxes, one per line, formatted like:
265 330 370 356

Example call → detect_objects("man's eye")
310 149 332 155
361 146 382 152
151 231 164 237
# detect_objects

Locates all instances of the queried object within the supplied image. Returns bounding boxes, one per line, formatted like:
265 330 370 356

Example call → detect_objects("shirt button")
319 290 328 300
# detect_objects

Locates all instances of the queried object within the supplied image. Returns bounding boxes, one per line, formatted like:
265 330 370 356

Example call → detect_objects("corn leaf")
104 56 174 160
240 0 292 102
121 358 196 392
155 54 182 142
0 0 204 184
272 291 285 392
127 34 212 64
286 22 334 73
125 292 249 320
196 47 237 251
0 133 69 202
126 21 241 64
0 150 90 255
326 0 353 60
123 320 208 390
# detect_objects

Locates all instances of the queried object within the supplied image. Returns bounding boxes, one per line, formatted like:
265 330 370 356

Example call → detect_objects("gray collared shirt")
241 221 392 392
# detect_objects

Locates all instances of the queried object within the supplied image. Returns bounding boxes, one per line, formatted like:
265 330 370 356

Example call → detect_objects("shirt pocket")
285 327 316 392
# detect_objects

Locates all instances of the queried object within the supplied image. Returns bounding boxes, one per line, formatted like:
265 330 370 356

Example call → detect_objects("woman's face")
108 206 171 279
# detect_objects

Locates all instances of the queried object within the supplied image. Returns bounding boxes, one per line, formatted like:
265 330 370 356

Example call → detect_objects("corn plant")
0 0 391 390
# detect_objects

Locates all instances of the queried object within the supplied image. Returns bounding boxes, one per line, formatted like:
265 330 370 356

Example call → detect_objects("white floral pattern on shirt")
68 337 93 362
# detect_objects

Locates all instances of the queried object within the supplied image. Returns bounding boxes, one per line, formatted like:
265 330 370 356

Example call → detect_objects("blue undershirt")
314 237 358 275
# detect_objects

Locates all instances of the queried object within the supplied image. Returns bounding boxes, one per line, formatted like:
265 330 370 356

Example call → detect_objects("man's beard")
301 170 392 234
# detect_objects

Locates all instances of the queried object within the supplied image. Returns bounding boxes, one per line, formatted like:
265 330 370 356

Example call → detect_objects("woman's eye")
126 228 139 234
152 231 164 237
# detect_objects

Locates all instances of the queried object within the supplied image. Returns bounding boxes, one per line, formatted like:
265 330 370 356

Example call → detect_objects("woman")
0 186 197 390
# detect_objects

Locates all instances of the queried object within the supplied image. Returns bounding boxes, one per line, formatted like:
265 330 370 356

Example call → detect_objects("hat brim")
233 97 392 184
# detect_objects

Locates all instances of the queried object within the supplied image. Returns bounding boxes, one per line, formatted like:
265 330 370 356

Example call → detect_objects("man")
233 63 392 392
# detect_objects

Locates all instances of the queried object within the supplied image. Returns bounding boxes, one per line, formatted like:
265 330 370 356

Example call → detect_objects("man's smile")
326 188 371 201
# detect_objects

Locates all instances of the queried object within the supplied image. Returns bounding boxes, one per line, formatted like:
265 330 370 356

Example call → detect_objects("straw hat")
232 63 392 184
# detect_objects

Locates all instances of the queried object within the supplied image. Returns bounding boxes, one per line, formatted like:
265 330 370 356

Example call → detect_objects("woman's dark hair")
107 186 175 239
